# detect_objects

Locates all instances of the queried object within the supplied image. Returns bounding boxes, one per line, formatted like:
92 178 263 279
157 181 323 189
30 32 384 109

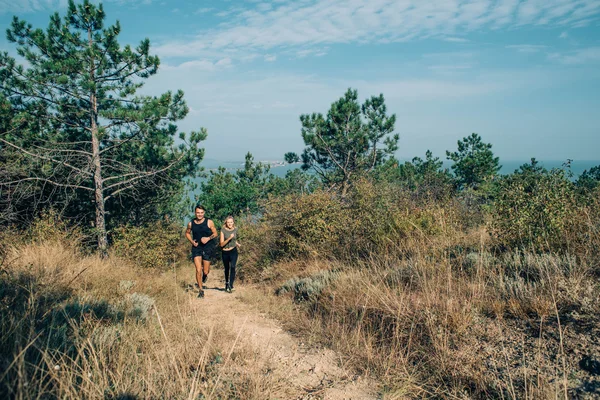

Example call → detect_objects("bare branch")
0 138 93 177
31 143 93 157
104 153 185 200
1 177 93 191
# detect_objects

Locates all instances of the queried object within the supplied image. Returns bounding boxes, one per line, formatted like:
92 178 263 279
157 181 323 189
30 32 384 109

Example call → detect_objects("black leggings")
222 248 238 288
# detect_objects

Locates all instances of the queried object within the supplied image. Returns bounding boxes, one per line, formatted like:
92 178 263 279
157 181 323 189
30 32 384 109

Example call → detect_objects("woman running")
220 215 241 293
185 205 218 298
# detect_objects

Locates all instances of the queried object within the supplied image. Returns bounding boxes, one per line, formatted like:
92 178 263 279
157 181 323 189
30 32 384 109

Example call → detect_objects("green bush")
263 190 351 259
228 214 276 281
576 165 600 193
491 160 577 251
260 179 463 263
111 221 183 269
375 152 456 202
26 209 85 247
347 178 465 254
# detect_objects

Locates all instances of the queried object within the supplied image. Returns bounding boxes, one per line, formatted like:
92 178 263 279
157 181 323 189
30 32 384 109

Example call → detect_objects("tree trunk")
89 27 107 255
341 178 349 197
91 123 107 255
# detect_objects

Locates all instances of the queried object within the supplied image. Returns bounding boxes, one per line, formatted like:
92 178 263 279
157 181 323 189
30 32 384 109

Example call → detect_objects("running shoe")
198 290 205 298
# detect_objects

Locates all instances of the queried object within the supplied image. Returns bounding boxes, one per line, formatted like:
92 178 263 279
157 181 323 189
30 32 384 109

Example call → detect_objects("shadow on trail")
0 267 142 398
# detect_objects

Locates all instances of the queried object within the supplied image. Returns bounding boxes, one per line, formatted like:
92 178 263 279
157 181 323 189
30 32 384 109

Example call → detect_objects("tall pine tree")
0 0 206 253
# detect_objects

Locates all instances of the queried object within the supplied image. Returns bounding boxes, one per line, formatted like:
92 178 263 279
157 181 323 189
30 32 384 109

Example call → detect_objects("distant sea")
198 158 600 179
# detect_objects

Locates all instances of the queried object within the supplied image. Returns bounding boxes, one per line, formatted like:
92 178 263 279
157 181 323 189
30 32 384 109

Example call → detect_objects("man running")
186 205 218 298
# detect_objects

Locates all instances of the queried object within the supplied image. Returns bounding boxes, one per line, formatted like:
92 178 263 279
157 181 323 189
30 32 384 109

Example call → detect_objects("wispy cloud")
548 47 600 65
0 0 152 13
559 31 569 38
294 48 328 58
506 44 549 53
194 7 213 15
0 0 67 13
162 57 233 72
156 0 600 59
145 68 554 121
442 37 470 43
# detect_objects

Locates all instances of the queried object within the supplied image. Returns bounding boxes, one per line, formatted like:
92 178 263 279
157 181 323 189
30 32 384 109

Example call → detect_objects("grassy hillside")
0 227 281 399
2 179 599 399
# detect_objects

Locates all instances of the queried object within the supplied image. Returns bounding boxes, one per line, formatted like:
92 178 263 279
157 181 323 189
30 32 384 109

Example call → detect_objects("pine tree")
288 88 398 196
0 0 206 253
446 133 500 189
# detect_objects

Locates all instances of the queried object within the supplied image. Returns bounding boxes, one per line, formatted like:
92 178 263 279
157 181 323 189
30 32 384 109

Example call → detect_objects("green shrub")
124 292 155 321
375 152 456 202
26 208 84 247
111 221 183 269
259 179 466 263
263 190 351 259
229 214 276 281
347 178 463 254
491 160 577 251
576 165 600 193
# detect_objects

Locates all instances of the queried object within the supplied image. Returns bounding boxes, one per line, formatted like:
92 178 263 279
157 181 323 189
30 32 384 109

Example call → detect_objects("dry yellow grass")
2 190 599 399
0 238 296 399
252 235 599 399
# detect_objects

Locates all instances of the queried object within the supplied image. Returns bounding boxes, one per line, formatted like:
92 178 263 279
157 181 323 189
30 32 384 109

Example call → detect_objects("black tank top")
191 218 213 246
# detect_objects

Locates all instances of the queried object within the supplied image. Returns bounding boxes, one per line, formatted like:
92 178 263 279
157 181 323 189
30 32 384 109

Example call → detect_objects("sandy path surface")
185 272 379 400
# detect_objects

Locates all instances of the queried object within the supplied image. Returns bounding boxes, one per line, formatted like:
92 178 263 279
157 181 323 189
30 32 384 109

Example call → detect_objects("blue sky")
1 0 599 163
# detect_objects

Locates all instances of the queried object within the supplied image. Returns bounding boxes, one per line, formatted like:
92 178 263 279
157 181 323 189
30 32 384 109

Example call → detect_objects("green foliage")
346 178 452 252
576 165 600 194
196 153 321 222
266 168 322 197
491 159 578 251
446 133 500 189
228 214 277 280
264 190 351 259
376 151 455 201
196 153 273 222
122 293 155 322
289 88 398 195
111 221 182 269
260 179 457 262
284 152 300 164
0 0 205 247
25 208 84 245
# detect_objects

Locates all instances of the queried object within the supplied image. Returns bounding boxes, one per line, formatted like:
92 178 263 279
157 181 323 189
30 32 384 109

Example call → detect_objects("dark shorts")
191 244 215 261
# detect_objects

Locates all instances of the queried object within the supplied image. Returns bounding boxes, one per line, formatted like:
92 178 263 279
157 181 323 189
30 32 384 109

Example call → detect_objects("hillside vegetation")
2 2 600 398
2 173 600 398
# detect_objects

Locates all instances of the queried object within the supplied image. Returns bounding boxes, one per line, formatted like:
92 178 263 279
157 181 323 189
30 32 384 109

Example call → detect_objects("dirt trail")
186 272 379 400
